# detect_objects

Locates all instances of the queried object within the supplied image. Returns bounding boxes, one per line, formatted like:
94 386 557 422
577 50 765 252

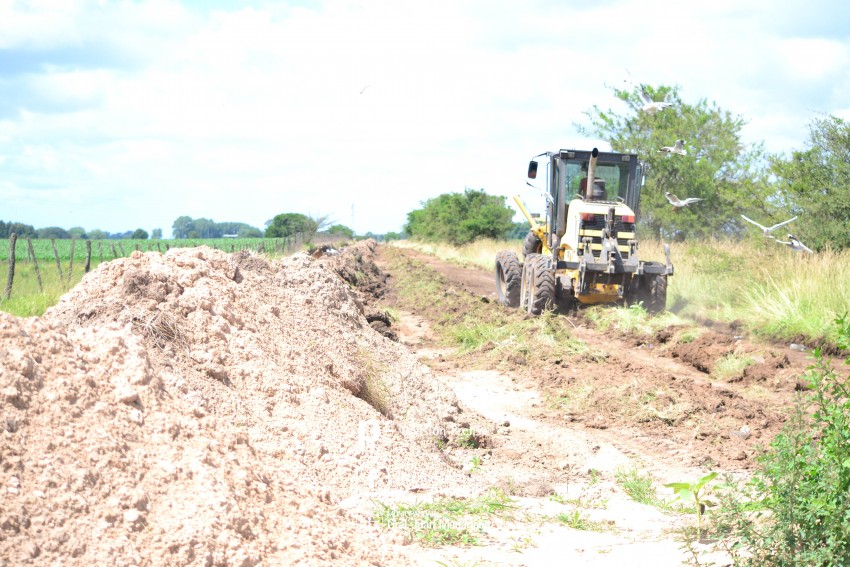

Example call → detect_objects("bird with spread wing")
740 215 798 238
774 234 814 253
665 192 703 209
658 139 687 155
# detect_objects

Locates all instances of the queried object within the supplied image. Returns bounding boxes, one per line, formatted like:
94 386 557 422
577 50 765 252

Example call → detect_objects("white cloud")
0 0 848 236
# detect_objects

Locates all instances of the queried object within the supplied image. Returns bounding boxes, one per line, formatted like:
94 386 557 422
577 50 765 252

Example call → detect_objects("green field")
0 237 296 262
0 236 310 317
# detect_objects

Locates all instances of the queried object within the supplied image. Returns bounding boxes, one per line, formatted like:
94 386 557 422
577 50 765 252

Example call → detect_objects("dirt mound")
1 243 477 565
667 332 736 373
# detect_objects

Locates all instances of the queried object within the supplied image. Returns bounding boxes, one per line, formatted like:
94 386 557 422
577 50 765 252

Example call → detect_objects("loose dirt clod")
0 241 477 565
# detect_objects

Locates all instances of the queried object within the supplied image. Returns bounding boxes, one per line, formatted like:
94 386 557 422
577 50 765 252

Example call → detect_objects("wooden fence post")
157 242 162 253
118 242 126 257
111 242 118 259
4 233 17 300
26 238 43 292
67 238 76 284
84 240 92 273
51 239 64 281
98 240 103 263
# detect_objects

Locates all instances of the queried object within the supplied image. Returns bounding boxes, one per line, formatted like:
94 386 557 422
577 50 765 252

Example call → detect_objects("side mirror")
527 160 538 179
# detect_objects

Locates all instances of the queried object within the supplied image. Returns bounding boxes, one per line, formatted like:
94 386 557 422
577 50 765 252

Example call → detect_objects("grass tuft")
372 489 515 546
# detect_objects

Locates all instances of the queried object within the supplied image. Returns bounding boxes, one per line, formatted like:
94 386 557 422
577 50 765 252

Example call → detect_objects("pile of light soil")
1 241 478 565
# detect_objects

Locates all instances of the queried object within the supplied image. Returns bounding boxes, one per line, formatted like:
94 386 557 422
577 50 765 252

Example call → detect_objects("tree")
265 213 318 239
325 224 355 239
0 221 36 238
769 115 850 251
37 226 70 239
151 228 163 240
131 228 149 240
68 226 88 239
404 188 515 245
88 229 108 240
190 218 217 238
238 226 263 238
507 221 531 240
578 84 777 240
172 216 194 239
384 231 406 242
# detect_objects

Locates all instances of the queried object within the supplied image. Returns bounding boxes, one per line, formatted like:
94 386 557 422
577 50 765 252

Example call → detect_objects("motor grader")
495 147 673 314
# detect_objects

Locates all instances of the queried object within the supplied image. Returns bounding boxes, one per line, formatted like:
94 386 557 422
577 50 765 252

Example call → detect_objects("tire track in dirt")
376 245 803 473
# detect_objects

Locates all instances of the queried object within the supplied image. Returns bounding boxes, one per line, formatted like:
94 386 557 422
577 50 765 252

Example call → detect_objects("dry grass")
390 238 521 271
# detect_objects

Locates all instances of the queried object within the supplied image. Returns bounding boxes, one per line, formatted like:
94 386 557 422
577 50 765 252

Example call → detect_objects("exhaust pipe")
586 148 599 198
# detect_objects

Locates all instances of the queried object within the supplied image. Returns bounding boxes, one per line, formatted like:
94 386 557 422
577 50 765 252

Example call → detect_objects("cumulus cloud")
0 0 848 236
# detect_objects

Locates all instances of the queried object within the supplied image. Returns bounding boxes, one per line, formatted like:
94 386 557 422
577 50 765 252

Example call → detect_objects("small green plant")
712 352 755 381
469 455 482 473
664 471 718 536
510 535 537 553
456 429 480 448
372 489 515 547
676 327 703 344
615 466 660 506
554 509 607 532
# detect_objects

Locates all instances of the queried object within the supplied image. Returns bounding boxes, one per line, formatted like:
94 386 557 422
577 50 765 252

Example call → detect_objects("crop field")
0 237 294 262
0 236 315 317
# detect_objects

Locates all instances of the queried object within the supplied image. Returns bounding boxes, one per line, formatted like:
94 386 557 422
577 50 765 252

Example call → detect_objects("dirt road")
373 245 812 566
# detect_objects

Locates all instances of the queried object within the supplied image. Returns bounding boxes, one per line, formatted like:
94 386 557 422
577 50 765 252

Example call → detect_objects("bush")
404 188 515 245
716 314 850 566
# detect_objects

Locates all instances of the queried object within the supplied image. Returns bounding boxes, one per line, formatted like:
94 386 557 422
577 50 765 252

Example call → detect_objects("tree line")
0 222 157 241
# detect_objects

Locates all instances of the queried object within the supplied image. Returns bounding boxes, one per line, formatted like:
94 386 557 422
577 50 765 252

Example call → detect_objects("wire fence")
1 233 314 301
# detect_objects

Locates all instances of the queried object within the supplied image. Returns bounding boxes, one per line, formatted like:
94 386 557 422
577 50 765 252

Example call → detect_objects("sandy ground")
0 240 819 566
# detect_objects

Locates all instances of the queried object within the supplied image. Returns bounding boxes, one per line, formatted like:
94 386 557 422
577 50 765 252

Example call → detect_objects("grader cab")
495 147 673 314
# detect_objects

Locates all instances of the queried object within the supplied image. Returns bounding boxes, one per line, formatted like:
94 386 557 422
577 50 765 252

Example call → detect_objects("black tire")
525 254 556 315
520 253 538 311
521 231 542 261
647 274 667 314
495 250 522 308
625 274 650 308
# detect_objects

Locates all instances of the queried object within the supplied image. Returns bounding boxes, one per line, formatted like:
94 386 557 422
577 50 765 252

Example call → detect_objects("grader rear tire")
647 274 667 314
495 250 522 308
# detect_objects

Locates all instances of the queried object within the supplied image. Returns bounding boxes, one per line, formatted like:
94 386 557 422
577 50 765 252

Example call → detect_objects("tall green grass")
391 238 521 271
394 237 850 346
0 263 94 317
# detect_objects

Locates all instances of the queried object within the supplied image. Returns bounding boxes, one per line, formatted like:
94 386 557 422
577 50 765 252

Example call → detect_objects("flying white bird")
740 215 798 237
658 139 687 155
665 192 703 208
639 88 674 113
622 69 674 113
774 234 814 253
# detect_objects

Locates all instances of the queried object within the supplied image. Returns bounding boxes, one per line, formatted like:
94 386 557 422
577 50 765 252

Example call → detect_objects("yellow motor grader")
495 147 673 314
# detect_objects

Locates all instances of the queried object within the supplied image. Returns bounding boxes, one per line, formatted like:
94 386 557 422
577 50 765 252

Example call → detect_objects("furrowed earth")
0 240 825 566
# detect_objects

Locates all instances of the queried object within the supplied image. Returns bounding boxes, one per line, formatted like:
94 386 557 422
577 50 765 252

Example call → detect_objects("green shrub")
716 314 850 566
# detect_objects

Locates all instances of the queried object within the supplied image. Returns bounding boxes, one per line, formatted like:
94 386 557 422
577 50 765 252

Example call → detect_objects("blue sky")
1 0 848 237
